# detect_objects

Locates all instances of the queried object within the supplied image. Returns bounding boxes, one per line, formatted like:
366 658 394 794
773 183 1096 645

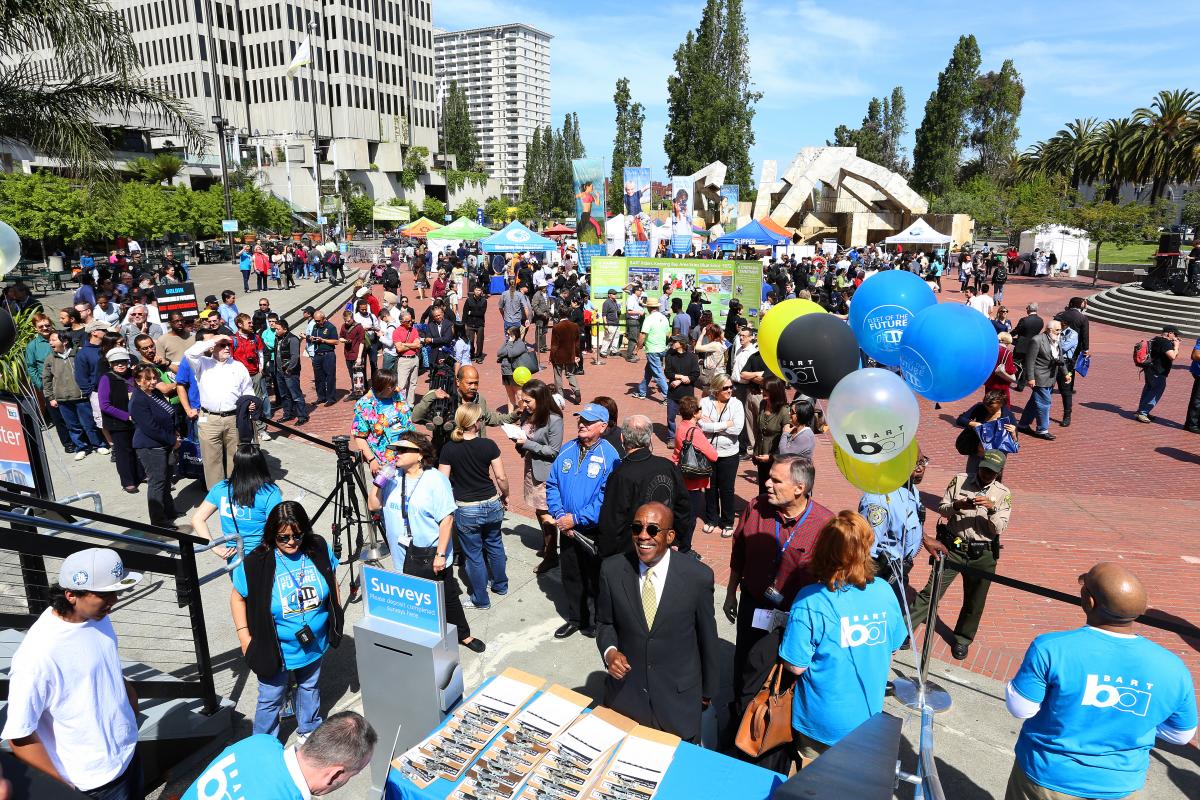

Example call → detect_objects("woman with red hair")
779 510 908 769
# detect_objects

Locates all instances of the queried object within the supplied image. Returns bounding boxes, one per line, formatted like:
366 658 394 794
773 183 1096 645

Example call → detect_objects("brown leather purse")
734 661 796 757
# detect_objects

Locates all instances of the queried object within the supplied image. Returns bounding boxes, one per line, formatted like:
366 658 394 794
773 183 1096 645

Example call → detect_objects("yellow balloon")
757 298 825 379
833 438 919 494
512 366 532 386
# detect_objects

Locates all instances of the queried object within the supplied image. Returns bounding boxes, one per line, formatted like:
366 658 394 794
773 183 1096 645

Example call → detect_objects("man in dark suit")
596 502 719 742
1017 320 1063 440
1010 302 1044 387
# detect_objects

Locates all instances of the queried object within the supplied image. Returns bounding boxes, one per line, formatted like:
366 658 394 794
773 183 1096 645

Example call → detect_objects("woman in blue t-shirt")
780 510 908 769
192 445 283 560
231 501 342 738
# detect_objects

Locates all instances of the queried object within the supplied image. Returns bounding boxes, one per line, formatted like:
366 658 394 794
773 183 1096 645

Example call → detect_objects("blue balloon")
899 303 999 402
848 270 938 366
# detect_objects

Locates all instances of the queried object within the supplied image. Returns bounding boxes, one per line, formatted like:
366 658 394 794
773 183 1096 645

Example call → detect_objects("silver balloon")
0 220 20 278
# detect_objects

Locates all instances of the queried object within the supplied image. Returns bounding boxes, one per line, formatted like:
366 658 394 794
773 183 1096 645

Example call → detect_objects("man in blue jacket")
73 321 112 456
547 403 622 640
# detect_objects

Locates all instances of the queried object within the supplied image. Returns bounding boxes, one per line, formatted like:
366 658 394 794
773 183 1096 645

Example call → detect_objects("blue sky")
435 0 1200 187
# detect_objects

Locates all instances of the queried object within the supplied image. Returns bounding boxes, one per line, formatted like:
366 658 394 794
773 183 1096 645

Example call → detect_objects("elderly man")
410 364 513 432
723 455 834 704
1018 319 1064 440
547 403 623 640
182 711 376 799
308 310 340 406
185 334 254 489
910 449 1013 660
391 309 422 402
596 502 719 742
119 304 164 355
1005 563 1196 800
598 415 692 557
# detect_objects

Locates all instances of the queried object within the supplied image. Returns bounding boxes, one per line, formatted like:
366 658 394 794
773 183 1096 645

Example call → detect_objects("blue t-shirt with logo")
182 734 303 800
233 542 338 670
1011 626 1197 799
204 480 283 556
780 578 906 745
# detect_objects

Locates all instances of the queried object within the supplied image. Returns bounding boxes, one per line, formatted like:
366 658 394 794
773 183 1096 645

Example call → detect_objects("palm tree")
1090 117 1145 201
1133 89 1200 201
0 0 205 183
1042 118 1100 188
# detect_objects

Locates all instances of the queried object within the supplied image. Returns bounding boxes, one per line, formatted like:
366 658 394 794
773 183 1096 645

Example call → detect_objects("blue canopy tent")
712 219 789 251
480 221 556 253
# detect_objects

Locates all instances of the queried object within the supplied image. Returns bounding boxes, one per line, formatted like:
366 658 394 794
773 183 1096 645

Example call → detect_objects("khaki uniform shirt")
938 473 1012 543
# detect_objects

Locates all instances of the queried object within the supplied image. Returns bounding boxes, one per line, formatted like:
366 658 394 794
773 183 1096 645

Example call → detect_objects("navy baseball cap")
574 404 609 424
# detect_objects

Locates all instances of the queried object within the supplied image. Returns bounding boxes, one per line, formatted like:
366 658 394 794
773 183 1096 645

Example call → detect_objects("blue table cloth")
385 683 784 800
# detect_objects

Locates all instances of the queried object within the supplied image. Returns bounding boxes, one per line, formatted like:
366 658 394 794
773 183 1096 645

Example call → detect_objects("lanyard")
400 470 425 540
774 500 814 562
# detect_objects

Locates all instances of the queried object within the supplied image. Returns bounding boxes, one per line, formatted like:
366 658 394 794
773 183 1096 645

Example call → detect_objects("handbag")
955 424 980 456
678 427 713 477
514 346 541 374
1075 352 1091 378
977 418 1019 454
734 661 796 757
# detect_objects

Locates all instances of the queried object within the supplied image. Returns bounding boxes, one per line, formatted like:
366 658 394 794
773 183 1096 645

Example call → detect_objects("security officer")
860 446 928 607
909 449 1012 660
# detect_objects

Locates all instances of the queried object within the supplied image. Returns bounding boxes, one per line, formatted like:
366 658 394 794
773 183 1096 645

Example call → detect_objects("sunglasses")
718 385 733 392
276 533 303 544
629 521 666 536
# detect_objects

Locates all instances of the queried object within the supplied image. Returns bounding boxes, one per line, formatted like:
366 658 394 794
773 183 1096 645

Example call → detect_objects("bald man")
409 364 515 430
1004 563 1196 800
595 502 719 742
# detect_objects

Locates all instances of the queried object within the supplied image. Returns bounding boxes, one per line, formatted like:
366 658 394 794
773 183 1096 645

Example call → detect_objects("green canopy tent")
425 216 494 241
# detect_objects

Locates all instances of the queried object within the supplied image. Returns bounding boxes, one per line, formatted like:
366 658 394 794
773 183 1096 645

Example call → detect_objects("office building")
434 23 551 200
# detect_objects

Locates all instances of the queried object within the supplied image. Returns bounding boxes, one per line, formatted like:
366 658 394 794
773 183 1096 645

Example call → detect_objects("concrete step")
1086 282 1200 338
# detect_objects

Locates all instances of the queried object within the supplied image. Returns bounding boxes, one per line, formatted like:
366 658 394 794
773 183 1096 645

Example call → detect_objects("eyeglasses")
276 533 303 544
629 521 665 536
915 457 930 468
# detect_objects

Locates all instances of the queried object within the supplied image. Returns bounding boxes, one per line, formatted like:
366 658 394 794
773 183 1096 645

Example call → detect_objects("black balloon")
774 313 861 398
0 309 14 359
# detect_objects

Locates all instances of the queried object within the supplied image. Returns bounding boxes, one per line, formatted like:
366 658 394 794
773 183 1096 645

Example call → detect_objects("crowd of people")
3 234 1197 800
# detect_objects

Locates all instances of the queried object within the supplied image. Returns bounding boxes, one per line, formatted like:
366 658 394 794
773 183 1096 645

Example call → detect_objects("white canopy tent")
884 217 953 246
1019 225 1090 277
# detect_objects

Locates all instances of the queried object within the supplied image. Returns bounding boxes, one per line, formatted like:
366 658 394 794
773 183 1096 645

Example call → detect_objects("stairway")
1086 282 1200 338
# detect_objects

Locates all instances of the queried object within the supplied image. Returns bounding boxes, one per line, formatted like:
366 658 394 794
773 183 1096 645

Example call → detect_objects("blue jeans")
638 350 669 397
1019 386 1052 432
56 398 105 451
84 752 143 800
453 499 507 607
241 269 251 292
255 657 323 738
280 373 307 419
1138 373 1168 415
313 351 336 403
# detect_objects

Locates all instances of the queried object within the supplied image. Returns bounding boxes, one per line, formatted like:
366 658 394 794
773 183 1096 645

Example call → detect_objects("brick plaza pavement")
284 266 1200 697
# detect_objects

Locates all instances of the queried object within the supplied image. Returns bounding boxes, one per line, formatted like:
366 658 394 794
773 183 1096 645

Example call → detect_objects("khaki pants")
198 414 241 490
789 730 829 774
395 356 420 404
1004 763 1140 800
597 323 620 357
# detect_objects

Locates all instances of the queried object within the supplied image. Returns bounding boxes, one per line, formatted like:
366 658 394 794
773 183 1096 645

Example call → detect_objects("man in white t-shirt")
968 282 996 318
2 548 144 798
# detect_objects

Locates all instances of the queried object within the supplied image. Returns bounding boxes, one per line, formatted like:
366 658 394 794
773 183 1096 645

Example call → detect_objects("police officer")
859 446 928 608
909 449 1012 660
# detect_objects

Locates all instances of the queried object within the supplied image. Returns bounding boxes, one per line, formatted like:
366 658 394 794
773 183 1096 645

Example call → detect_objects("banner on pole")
718 185 739 228
571 158 607 271
669 176 694 255
622 167 652 258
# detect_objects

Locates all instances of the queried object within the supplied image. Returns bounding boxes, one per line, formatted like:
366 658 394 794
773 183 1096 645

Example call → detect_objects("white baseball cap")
59 548 143 592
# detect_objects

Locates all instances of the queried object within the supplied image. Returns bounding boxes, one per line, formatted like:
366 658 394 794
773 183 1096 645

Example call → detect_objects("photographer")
908 449 1013 661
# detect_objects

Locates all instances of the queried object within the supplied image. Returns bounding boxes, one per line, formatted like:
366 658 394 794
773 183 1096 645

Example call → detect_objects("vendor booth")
481 221 556 254
883 217 952 249
713 219 789 251
403 217 444 238
426 216 494 242
1018 224 1090 277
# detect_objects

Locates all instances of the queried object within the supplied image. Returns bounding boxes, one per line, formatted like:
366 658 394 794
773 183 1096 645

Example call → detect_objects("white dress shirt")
185 339 253 413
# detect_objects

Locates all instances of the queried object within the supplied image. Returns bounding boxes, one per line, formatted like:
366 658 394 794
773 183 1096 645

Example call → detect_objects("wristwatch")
437 552 446 558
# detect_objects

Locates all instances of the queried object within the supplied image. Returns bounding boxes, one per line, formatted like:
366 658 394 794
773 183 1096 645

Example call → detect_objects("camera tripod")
309 435 390 602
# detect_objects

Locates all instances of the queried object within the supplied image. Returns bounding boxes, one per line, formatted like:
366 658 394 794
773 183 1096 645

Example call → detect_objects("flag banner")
718 184 739 228
286 36 311 77
572 158 608 271
669 176 694 255
622 167 652 258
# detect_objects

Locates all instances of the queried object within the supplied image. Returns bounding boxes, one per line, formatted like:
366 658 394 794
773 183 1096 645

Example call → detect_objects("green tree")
1132 89 1200 201
883 87 909 175
483 196 508 226
400 146 429 190
113 181 178 240
441 81 480 171
172 185 223 238
422 196 447 222
0 171 87 254
521 126 544 207
664 0 761 192
562 112 585 160
347 194 374 229
515 200 537 224
1181 189 1200 230
0 0 205 183
608 77 646 215
549 128 572 216
1069 198 1163 286
965 59 1024 181
911 34 981 196
453 197 479 220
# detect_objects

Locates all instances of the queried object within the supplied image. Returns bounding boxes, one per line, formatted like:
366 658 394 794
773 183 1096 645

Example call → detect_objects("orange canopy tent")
401 217 443 238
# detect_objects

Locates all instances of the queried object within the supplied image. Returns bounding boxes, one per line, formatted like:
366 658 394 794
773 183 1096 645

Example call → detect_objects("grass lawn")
1089 242 1158 264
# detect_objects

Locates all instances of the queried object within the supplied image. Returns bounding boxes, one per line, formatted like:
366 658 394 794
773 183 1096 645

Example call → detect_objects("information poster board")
587 257 762 329
732 260 765 328
154 281 200 320
0 400 35 487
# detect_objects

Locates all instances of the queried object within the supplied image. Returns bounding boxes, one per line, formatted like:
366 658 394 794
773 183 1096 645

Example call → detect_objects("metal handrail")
196 533 244 585
917 704 946 800
0 509 181 553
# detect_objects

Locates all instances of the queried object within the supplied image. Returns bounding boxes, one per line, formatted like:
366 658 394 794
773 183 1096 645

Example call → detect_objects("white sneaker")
295 732 310 746
73 451 88 462
96 446 111 455
259 430 272 441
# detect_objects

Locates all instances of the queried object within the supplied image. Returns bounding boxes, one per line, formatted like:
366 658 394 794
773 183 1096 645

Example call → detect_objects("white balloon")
826 368 921 464
0 220 20 278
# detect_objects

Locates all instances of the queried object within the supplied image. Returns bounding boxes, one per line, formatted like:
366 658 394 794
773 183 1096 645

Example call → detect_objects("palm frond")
0 0 140 78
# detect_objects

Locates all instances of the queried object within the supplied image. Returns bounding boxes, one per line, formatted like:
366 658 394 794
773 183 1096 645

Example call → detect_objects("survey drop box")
355 566 465 792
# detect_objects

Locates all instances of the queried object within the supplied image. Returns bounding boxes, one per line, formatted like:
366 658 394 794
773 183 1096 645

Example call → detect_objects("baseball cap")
85 320 113 333
356 287 370 298
303 305 316 314
979 450 1007 473
204 294 219 305
387 437 423 451
59 548 143 593
105 347 132 363
607 288 617 296
574 403 610 424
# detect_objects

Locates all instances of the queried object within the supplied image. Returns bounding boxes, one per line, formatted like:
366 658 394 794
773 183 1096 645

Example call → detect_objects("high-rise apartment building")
434 23 551 200
9 0 450 210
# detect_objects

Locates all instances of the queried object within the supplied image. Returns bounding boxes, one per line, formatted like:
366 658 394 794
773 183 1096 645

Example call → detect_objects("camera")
295 624 315 646
763 585 785 607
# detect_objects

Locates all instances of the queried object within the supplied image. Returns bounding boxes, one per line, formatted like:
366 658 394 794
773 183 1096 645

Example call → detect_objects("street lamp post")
202 1 235 264
309 21 325 244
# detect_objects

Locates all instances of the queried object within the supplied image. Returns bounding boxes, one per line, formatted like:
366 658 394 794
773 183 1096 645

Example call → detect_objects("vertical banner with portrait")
622 166 652 258
571 158 608 271
669 175 694 255
718 184 739 229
